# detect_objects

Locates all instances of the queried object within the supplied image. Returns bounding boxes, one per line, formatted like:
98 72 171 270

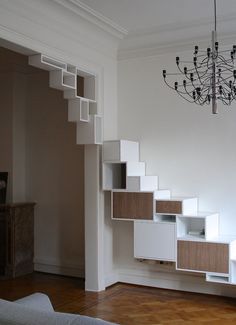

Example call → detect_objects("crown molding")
118 12 236 60
52 0 128 39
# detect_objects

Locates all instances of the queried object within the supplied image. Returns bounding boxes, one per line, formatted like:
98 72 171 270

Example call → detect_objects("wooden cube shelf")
156 197 198 215
177 240 229 273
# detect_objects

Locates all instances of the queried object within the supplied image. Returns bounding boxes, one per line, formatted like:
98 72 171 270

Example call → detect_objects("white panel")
154 190 171 199
89 101 98 115
102 162 126 190
95 115 102 144
176 216 188 238
84 75 96 101
50 70 76 90
205 214 219 239
120 140 139 162
103 163 113 190
67 64 77 74
64 89 77 99
126 176 158 191
80 99 89 122
206 273 229 284
230 241 236 260
182 198 198 215
126 161 145 176
28 54 66 71
76 115 102 145
134 221 176 261
103 141 120 161
230 260 236 284
68 99 80 122
126 176 140 191
140 176 158 191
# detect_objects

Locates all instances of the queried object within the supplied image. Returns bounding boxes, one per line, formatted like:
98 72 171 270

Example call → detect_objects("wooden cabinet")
112 191 154 220
177 240 229 273
0 203 35 278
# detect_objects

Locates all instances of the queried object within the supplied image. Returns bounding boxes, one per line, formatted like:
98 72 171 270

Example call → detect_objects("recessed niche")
103 163 127 190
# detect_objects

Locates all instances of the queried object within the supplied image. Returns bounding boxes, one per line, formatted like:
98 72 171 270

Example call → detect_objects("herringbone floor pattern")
1 272 236 324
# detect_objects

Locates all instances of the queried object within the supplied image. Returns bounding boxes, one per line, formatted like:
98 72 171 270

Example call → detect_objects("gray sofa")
0 293 117 325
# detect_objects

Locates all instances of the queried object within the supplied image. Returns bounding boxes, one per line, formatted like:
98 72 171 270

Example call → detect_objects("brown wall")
0 47 85 276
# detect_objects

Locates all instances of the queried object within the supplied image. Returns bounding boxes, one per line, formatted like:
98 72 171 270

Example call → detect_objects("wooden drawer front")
156 200 182 214
177 241 229 273
113 192 153 220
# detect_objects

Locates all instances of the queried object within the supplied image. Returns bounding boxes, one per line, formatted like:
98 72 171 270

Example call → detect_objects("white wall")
117 51 236 295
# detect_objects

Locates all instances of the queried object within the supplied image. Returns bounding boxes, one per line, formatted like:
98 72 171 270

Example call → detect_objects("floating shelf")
49 70 76 90
76 115 102 145
103 140 140 162
28 54 66 71
176 213 219 240
126 175 158 191
68 98 89 123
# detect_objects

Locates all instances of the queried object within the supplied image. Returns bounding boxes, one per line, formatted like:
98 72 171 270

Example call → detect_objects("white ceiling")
78 0 236 33
77 0 236 58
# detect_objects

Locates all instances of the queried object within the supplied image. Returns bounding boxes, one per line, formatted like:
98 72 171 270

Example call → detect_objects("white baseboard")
104 270 119 288
112 268 236 298
34 258 84 278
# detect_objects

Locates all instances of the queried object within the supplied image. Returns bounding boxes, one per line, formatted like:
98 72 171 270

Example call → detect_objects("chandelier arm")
163 78 196 95
176 90 201 104
217 55 235 67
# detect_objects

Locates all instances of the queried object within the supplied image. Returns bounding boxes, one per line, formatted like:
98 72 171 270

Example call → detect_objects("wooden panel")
0 203 35 278
177 240 229 273
156 200 182 214
113 192 153 220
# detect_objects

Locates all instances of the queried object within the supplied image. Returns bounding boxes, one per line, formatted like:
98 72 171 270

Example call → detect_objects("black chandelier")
162 0 236 114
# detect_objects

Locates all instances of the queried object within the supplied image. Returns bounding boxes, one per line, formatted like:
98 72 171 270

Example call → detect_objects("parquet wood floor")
1 272 236 324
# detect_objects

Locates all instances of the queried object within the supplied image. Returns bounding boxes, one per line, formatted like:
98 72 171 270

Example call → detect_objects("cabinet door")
112 192 153 220
134 221 176 261
177 240 229 273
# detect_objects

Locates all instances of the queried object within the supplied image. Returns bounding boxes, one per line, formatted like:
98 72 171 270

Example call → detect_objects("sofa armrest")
14 293 54 311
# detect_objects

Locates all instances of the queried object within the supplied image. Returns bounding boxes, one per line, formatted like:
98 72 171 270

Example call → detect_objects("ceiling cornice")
51 0 128 39
118 12 236 60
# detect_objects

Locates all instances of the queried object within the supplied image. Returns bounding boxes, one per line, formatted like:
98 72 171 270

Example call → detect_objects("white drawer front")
134 221 176 261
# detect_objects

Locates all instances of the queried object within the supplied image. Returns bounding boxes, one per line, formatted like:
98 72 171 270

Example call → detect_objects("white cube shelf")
29 54 66 71
68 99 89 123
103 140 139 162
176 213 219 240
127 176 158 191
154 190 171 200
76 115 102 145
102 161 146 191
126 161 145 176
134 220 176 261
103 163 126 190
50 70 76 90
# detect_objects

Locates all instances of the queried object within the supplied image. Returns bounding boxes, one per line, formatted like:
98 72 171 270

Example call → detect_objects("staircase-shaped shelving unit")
28 53 102 145
103 139 236 286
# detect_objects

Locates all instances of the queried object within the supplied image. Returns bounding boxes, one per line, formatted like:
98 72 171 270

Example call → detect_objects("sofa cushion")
14 293 54 312
0 299 116 325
